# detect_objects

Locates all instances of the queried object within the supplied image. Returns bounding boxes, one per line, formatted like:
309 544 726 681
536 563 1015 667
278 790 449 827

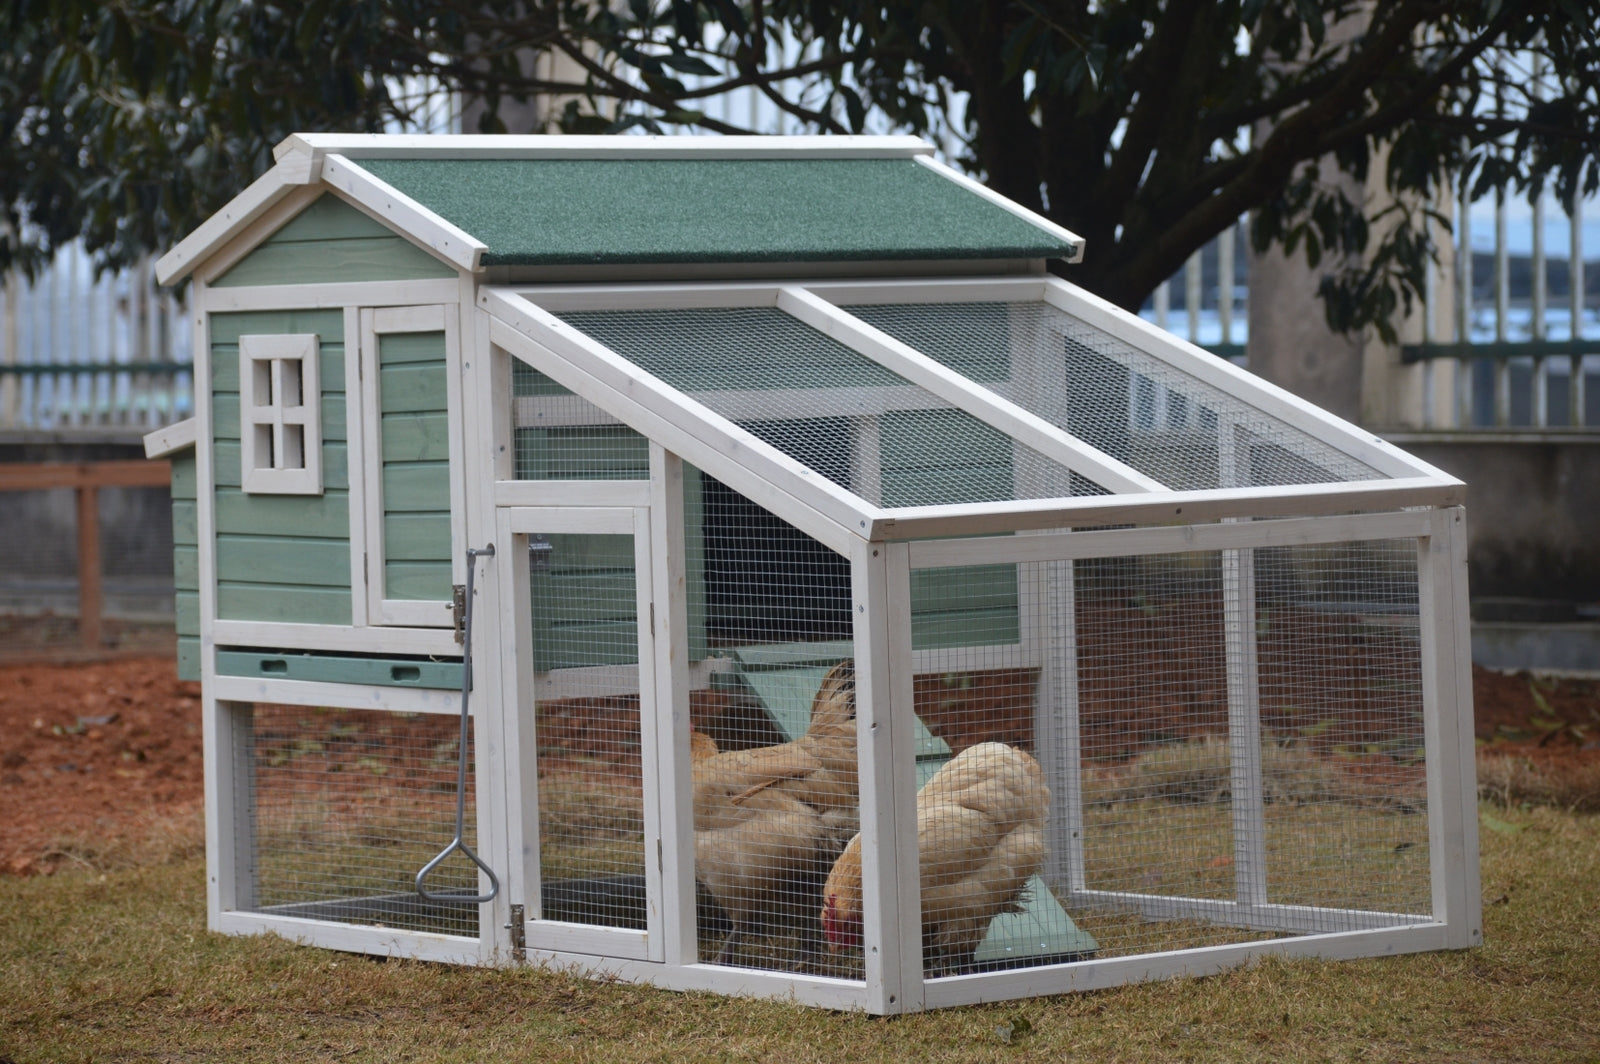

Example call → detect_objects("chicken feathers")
821 741 1048 975
693 660 858 965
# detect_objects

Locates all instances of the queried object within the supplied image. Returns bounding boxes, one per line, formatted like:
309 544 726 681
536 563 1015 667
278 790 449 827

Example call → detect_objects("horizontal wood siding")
511 364 649 481
379 330 451 604
882 410 1022 649
211 309 352 627
531 532 640 670
211 194 455 288
171 452 200 679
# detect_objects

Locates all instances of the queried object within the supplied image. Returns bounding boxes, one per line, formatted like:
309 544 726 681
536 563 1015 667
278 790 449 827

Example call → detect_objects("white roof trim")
319 153 486 274
155 150 321 285
914 155 1085 263
276 133 936 163
144 417 197 459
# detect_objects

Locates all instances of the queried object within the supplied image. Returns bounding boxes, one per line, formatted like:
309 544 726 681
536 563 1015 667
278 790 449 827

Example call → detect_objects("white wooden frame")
888 508 1478 1004
204 686 489 967
237 333 323 495
358 303 465 628
496 504 662 963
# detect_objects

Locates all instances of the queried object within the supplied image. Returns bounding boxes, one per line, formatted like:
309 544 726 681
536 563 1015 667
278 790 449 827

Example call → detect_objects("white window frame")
358 304 464 628
238 333 323 495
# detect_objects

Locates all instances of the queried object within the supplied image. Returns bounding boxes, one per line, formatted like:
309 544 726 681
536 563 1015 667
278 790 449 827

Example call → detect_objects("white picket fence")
0 248 192 436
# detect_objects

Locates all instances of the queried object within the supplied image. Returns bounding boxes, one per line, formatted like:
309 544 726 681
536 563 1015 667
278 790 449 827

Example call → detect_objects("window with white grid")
239 333 323 495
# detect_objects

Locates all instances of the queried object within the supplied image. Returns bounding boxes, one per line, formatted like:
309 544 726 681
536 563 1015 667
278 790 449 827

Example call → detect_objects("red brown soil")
2 651 1597 878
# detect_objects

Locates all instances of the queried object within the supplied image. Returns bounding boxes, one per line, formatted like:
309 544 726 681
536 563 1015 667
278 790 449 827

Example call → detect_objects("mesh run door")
500 505 662 961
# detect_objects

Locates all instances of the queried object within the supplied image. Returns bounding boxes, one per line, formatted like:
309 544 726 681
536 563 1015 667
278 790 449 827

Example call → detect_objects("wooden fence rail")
0 460 173 649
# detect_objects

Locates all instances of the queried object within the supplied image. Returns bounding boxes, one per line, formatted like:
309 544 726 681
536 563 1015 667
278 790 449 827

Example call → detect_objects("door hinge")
649 602 655 637
450 583 467 644
507 903 526 961
657 838 664 874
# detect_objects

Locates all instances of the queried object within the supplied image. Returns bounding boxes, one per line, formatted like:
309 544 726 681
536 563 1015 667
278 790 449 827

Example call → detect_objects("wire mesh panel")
680 476 861 973
237 702 480 937
901 527 1435 975
842 300 1384 490
554 305 1098 505
528 528 650 930
1254 539 1429 919
510 359 649 480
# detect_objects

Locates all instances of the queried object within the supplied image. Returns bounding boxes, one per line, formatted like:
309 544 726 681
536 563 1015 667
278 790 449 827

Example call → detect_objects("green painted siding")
378 330 452 604
511 363 649 481
531 532 640 670
882 412 1022 650
211 309 353 627
211 194 456 288
170 451 200 680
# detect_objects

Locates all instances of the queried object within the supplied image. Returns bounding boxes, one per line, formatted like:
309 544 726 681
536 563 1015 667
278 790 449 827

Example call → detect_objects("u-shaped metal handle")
416 544 500 905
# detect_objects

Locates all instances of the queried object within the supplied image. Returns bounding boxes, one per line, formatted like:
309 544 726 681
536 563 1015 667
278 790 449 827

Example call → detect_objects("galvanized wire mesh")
554 306 1098 505
843 301 1384 490
511 360 649 480
902 533 1430 973
673 478 861 973
529 529 649 930
239 703 481 937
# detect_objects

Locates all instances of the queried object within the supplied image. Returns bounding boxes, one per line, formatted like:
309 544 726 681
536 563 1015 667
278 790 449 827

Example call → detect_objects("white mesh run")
843 301 1384 490
903 535 1430 972
237 704 481 938
681 475 861 974
554 305 1106 506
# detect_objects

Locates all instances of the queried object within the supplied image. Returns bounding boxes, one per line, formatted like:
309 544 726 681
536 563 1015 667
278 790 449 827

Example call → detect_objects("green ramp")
725 641 1098 968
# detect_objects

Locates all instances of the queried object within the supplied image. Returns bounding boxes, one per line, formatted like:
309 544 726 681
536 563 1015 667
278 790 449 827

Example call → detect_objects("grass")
3 801 1599 1063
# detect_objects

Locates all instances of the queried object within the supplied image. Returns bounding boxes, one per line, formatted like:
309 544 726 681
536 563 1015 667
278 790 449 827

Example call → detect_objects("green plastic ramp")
724 642 1098 967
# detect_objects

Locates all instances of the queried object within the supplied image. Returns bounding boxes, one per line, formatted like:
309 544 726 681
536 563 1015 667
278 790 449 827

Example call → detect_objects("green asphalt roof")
356 156 1074 266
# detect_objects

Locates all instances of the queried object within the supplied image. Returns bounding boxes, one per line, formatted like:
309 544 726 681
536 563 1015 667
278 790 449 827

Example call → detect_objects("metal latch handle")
417 544 500 905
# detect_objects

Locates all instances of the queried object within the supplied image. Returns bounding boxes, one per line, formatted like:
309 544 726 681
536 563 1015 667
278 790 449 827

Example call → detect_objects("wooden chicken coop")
145 134 1480 1014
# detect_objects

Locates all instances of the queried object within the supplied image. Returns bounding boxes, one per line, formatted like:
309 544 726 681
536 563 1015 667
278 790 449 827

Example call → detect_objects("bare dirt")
1 647 1596 878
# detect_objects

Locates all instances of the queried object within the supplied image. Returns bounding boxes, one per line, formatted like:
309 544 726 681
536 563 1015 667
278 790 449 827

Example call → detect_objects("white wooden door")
497 505 662 962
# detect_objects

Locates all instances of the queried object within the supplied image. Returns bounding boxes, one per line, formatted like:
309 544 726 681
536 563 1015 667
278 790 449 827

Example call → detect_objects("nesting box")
146 134 1479 1013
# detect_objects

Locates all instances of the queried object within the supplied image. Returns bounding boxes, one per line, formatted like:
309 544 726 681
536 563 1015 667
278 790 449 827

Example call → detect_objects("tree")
5 0 1598 339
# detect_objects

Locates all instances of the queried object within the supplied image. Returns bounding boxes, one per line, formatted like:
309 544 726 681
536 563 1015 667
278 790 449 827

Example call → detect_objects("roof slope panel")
843 299 1387 490
355 157 1077 266
552 304 1107 508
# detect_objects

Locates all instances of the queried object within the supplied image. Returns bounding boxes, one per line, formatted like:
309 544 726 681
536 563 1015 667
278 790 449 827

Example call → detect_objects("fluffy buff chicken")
820 741 1048 975
692 660 859 965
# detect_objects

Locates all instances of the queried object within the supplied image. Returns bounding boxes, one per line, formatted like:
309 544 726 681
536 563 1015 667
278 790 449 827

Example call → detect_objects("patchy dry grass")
3 802 1598 1063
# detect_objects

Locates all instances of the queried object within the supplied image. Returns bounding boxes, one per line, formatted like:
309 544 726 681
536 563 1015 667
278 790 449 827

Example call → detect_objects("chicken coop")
146 133 1480 1014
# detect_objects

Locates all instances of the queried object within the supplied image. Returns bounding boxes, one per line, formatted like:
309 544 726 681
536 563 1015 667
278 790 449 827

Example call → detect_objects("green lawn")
3 803 1597 1063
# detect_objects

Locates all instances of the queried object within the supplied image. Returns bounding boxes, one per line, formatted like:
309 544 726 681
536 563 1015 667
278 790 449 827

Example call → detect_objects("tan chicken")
820 741 1048 976
692 660 858 965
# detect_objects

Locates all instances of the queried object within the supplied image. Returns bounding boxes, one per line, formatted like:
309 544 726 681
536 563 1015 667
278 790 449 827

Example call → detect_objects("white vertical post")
1418 507 1483 950
1186 249 1203 343
1572 202 1587 427
1154 278 1170 333
856 539 921 1014
1026 555 1084 894
1422 239 1437 428
1493 189 1511 426
1456 187 1473 428
464 281 515 964
1218 226 1235 346
1218 419 1266 906
650 443 697 967
1 270 17 429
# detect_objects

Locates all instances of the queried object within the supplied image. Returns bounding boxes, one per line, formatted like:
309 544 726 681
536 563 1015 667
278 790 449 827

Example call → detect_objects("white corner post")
1419 505 1483 949
855 538 923 1014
